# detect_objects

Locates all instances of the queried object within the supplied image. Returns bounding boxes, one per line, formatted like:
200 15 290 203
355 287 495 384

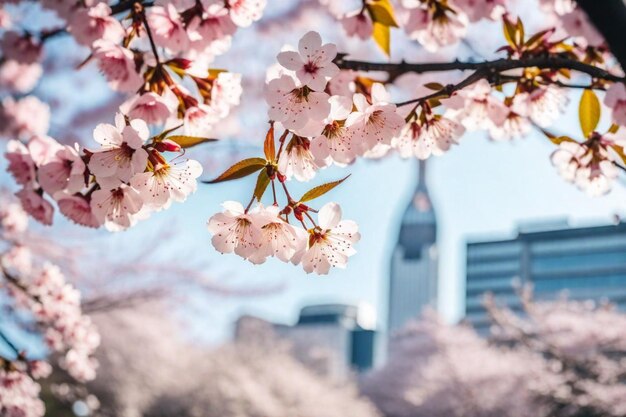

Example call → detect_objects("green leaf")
366 0 399 27
372 22 391 56
253 169 271 201
549 135 578 146
154 124 183 141
502 17 517 48
579 89 601 139
423 82 444 91
299 175 350 203
167 135 217 148
205 157 267 184
264 124 275 162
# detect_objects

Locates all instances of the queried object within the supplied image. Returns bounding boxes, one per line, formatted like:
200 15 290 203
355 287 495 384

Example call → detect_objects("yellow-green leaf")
608 123 620 134
253 169 271 201
579 89 601 139
204 157 267 184
372 22 390 56
502 17 517 48
549 135 578 146
264 124 275 162
299 175 350 203
366 0 398 27
423 82 444 91
166 135 217 148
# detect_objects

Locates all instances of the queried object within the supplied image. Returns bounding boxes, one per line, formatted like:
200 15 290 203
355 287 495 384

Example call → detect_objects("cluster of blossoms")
0 198 99 417
5 113 204 230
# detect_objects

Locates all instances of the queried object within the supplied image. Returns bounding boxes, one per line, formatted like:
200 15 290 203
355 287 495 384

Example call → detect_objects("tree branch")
334 56 624 82
576 0 626 74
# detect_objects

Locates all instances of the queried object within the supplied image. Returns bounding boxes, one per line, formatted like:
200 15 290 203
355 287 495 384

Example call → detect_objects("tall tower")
387 160 438 334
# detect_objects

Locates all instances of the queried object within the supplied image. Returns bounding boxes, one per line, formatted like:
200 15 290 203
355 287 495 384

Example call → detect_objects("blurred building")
388 160 438 335
465 220 626 331
235 303 377 378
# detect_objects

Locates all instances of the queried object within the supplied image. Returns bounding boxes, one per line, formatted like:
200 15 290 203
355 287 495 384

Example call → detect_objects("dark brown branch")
0 329 22 359
110 0 154 15
334 56 624 82
576 0 626 74
395 69 488 107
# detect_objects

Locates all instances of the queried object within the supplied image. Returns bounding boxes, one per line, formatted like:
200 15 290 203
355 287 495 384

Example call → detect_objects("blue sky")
6 0 626 344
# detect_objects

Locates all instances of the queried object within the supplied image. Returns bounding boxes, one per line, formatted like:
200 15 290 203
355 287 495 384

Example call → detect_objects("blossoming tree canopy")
3 0 626 277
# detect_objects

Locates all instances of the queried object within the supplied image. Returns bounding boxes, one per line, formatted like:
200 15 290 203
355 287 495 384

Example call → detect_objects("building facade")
388 160 439 335
465 221 626 330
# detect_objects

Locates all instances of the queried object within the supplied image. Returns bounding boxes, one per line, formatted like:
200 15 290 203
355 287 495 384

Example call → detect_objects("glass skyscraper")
465 221 626 330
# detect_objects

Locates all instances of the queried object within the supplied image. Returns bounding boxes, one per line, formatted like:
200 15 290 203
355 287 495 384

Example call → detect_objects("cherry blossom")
0 31 42 65
226 0 267 28
0 96 50 140
92 41 143 93
182 104 220 137
187 4 237 51
57 195 102 228
90 185 144 231
247 205 307 264
130 158 203 209
560 8 604 47
401 2 468 52
147 4 189 53
277 31 339 92
341 10 373 40
604 82 626 126
15 188 54 225
0 370 45 417
207 201 267 261
0 60 42 93
489 94 532 141
88 114 149 186
37 145 86 196
309 95 359 166
5 139 36 186
453 0 506 22
209 72 243 118
345 83 404 152
444 79 508 130
294 202 359 275
265 74 331 131
393 114 465 159
525 85 569 128
0 202 29 236
551 139 619 196
68 2 126 47
278 135 321 181
120 91 178 125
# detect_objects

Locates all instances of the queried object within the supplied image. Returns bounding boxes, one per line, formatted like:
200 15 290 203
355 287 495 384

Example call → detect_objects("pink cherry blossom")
0 201 28 235
88 114 149 186
187 4 236 50
265 75 331 131
37 145 86 196
309 95 360 165
0 96 50 140
208 201 268 261
294 202 359 275
560 8 604 47
0 370 45 417
69 3 126 47
90 185 144 231
402 3 468 52
226 0 266 27
5 139 36 186
247 205 307 264
277 135 321 182
147 4 189 52
444 79 508 130
57 195 102 228
27 135 64 167
120 91 178 125
341 10 373 40
604 82 626 126
0 31 42 64
525 85 569 128
452 0 506 22
392 113 465 159
0 60 42 93
182 104 220 137
489 94 532 141
130 159 203 209
345 83 405 152
16 188 54 225
92 41 143 93
551 140 618 196
210 72 243 117
277 31 339 92
0 7 11 29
